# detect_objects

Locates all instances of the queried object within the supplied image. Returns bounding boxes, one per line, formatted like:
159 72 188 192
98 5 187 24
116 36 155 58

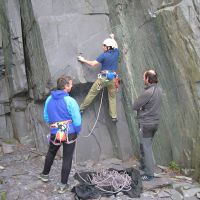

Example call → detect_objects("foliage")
0 191 7 200
169 161 181 172
2 139 14 144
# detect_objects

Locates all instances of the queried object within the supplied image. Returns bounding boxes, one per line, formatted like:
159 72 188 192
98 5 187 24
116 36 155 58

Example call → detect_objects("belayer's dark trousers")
138 124 158 177
42 135 76 184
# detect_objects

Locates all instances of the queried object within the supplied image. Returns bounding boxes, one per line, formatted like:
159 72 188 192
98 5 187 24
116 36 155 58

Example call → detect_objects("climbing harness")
98 70 117 81
97 70 120 92
49 120 76 145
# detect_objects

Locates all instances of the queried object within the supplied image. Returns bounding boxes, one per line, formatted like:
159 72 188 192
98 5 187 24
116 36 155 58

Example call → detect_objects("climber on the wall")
77 34 119 122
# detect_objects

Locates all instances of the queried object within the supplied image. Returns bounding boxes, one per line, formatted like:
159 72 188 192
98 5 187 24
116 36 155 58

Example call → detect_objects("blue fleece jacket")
43 90 81 134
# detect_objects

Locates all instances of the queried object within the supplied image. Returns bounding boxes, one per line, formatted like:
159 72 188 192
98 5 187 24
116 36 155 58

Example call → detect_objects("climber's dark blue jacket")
44 90 81 134
96 48 119 71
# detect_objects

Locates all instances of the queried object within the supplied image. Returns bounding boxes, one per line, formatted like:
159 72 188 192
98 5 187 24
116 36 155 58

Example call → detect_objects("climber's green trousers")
80 77 117 118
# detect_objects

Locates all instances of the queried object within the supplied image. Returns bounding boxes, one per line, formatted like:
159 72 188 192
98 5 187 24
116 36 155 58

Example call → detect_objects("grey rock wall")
0 0 200 180
107 0 200 178
0 0 133 162
3 0 27 96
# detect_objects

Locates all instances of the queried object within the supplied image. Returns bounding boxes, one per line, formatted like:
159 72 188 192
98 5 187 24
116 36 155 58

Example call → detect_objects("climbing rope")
74 87 133 194
74 88 104 184
89 169 132 193
81 88 104 138
74 145 133 194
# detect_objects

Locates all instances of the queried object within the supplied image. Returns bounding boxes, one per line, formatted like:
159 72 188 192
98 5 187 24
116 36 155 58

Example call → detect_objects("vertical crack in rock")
156 0 183 11
19 0 51 101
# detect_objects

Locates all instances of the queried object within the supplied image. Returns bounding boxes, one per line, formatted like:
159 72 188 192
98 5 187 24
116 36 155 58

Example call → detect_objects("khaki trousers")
80 77 117 118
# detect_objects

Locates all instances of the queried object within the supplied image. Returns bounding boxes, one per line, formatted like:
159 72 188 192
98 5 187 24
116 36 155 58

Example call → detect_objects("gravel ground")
0 143 198 200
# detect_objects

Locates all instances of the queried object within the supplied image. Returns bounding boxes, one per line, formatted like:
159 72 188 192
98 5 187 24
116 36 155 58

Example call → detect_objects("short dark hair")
144 69 158 84
57 75 72 90
103 45 114 50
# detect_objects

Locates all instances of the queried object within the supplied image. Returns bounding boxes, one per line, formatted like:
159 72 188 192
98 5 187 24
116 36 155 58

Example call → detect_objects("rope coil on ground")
89 169 132 193
74 88 133 194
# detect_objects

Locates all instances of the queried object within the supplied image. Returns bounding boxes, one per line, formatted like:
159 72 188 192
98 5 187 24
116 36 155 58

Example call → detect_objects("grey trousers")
138 124 158 176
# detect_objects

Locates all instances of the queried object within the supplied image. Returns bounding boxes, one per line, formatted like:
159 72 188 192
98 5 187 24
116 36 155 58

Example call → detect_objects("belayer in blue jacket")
39 75 81 194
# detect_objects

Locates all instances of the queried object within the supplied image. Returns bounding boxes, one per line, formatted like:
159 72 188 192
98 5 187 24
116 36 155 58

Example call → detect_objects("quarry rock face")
107 0 200 180
0 0 133 162
0 0 200 180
